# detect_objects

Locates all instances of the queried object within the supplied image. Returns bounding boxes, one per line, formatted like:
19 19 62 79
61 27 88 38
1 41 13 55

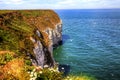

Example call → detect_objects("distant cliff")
0 10 62 69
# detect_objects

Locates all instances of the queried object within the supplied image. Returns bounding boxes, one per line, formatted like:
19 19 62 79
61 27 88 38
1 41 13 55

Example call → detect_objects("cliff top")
0 10 60 30
0 10 61 50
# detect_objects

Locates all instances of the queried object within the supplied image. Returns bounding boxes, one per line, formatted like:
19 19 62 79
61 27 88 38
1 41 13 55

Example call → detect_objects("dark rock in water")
58 64 70 76
53 40 63 49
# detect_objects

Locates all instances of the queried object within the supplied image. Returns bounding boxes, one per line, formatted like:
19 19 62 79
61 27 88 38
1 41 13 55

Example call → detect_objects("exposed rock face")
45 20 62 53
33 41 45 67
32 21 62 67
27 13 63 68
0 10 62 68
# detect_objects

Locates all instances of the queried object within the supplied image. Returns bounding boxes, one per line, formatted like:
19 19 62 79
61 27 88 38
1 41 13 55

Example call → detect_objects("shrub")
35 68 63 80
0 52 13 65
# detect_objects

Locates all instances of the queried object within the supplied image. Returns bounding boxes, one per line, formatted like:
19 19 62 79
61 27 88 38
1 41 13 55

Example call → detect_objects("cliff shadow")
53 34 70 49
62 34 70 44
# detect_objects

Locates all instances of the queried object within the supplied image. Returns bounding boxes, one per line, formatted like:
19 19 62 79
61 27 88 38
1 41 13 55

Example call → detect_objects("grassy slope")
0 10 60 53
0 10 60 79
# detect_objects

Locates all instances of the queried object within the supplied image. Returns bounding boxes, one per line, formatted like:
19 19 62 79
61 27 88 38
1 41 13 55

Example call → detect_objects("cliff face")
0 10 62 68
30 21 62 67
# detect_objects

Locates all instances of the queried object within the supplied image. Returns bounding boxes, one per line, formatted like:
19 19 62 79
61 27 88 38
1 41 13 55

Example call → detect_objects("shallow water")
54 9 120 80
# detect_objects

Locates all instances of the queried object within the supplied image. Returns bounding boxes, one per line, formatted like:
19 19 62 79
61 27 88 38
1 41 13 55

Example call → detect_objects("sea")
54 9 120 80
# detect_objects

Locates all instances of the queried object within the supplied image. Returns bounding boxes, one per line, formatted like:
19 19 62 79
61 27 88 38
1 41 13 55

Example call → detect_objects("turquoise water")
54 9 120 80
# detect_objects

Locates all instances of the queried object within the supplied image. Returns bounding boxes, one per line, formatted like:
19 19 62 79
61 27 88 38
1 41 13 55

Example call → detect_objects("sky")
0 0 120 9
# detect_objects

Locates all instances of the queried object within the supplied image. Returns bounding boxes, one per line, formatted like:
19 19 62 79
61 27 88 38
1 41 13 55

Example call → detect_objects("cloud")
56 0 102 8
2 0 24 4
57 0 99 4
58 0 74 5
0 0 120 9
57 0 120 9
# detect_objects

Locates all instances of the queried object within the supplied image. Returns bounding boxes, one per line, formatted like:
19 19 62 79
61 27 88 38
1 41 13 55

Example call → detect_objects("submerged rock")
58 64 70 76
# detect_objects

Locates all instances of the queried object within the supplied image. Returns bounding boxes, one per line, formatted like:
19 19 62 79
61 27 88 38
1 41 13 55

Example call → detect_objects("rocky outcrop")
45 20 62 52
31 21 62 68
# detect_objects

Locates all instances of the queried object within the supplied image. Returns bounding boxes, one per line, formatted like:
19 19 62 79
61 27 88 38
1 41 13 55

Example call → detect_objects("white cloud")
58 0 74 4
57 0 120 9
3 0 24 4
58 0 99 4
0 0 120 9
57 0 100 7
11 0 23 3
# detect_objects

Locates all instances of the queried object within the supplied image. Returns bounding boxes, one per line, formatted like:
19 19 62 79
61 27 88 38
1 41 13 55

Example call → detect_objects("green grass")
32 68 97 80
63 74 97 80
0 29 19 51
36 68 63 80
0 10 14 14
9 18 34 33
0 53 13 65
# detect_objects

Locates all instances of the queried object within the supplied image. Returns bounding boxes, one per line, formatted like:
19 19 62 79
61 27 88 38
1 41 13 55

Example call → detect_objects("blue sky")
0 0 120 9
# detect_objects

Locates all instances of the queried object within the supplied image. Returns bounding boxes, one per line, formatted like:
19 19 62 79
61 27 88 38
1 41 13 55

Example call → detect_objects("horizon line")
0 8 120 10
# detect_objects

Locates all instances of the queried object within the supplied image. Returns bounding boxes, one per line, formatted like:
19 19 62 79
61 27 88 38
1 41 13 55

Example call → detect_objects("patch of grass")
0 29 19 51
63 74 97 80
0 10 14 14
0 58 30 80
25 59 32 66
36 68 63 80
0 52 14 65
9 18 34 33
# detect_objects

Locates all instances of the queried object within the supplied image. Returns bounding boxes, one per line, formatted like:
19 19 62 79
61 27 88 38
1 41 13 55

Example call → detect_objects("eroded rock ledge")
0 10 62 68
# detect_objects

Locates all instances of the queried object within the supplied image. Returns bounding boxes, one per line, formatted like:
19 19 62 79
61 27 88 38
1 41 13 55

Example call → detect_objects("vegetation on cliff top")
0 10 60 53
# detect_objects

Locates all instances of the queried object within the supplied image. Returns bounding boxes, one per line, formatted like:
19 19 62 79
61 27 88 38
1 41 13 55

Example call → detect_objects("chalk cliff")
0 10 62 68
